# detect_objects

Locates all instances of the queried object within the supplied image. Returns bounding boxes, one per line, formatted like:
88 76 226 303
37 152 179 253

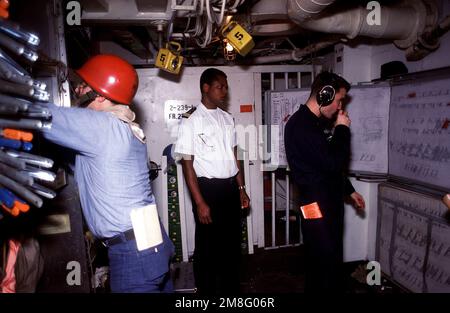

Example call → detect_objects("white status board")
347 85 390 174
377 184 450 292
267 89 309 167
267 85 390 174
389 76 450 190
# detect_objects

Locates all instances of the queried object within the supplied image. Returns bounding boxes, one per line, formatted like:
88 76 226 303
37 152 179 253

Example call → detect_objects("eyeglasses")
75 83 90 96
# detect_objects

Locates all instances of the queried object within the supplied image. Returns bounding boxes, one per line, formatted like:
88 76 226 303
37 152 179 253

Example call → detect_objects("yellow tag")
300 202 323 219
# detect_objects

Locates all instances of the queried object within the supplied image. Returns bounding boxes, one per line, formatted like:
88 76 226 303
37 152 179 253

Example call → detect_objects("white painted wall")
334 43 373 84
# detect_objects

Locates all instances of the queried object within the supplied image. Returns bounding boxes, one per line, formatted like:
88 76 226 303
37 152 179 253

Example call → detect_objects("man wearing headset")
284 71 365 292
41 54 174 292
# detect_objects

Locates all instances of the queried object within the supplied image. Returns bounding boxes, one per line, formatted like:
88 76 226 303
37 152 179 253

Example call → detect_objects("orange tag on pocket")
300 202 323 219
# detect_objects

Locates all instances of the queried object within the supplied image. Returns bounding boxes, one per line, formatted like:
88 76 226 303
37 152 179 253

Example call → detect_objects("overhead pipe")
249 0 329 36
287 0 336 23
250 0 439 63
287 0 439 49
248 39 337 64
406 14 450 60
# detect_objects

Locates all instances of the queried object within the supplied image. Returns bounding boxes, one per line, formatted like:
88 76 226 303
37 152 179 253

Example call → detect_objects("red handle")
0 7 8 19
0 0 9 9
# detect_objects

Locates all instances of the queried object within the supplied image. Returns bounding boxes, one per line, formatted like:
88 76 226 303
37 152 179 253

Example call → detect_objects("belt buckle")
101 230 133 248
101 235 117 248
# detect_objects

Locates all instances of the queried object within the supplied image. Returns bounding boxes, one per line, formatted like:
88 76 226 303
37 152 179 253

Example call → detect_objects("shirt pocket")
196 132 216 153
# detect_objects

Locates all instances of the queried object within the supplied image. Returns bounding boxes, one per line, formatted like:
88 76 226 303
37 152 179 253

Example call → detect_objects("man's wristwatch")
238 185 246 190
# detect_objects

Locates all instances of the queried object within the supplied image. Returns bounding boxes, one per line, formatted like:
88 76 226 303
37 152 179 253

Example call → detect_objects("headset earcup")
318 85 335 107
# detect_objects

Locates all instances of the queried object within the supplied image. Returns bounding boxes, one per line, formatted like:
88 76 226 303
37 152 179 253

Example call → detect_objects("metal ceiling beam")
110 29 153 59
79 0 109 13
80 0 173 23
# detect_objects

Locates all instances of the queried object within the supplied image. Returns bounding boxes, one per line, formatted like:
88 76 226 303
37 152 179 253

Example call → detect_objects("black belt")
197 176 236 184
102 229 135 247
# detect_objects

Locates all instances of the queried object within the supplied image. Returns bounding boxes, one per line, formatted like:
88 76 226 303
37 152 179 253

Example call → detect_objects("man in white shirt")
175 68 250 294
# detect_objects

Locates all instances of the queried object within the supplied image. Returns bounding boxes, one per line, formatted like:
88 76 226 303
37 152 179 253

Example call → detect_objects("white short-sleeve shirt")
174 103 238 179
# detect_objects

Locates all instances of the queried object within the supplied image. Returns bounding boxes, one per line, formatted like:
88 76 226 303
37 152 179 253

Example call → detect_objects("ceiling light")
223 39 236 61
221 21 255 56
225 41 234 52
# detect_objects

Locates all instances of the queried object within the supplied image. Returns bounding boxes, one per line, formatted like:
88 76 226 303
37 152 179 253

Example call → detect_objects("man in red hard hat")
73 54 139 107
42 54 174 293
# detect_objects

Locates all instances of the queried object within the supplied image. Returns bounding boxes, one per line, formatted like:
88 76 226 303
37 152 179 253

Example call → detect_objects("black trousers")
192 176 242 294
300 201 345 292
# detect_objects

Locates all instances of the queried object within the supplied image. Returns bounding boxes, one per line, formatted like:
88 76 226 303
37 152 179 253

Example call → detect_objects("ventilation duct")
287 0 336 23
250 0 442 64
287 0 439 49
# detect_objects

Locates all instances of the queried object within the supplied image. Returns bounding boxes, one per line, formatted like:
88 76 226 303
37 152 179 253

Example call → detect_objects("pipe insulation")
287 0 438 49
287 0 337 23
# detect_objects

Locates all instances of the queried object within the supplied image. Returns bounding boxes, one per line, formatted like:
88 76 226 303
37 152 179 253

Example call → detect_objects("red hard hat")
75 54 138 105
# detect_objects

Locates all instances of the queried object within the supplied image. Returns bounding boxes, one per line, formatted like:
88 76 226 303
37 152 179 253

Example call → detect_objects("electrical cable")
214 0 226 25
205 0 215 24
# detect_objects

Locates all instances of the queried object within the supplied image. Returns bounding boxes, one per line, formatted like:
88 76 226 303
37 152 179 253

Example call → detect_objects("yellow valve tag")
155 42 184 74
222 22 255 56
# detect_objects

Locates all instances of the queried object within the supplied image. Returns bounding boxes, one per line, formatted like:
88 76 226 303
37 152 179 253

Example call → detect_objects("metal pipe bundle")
0 15 58 218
